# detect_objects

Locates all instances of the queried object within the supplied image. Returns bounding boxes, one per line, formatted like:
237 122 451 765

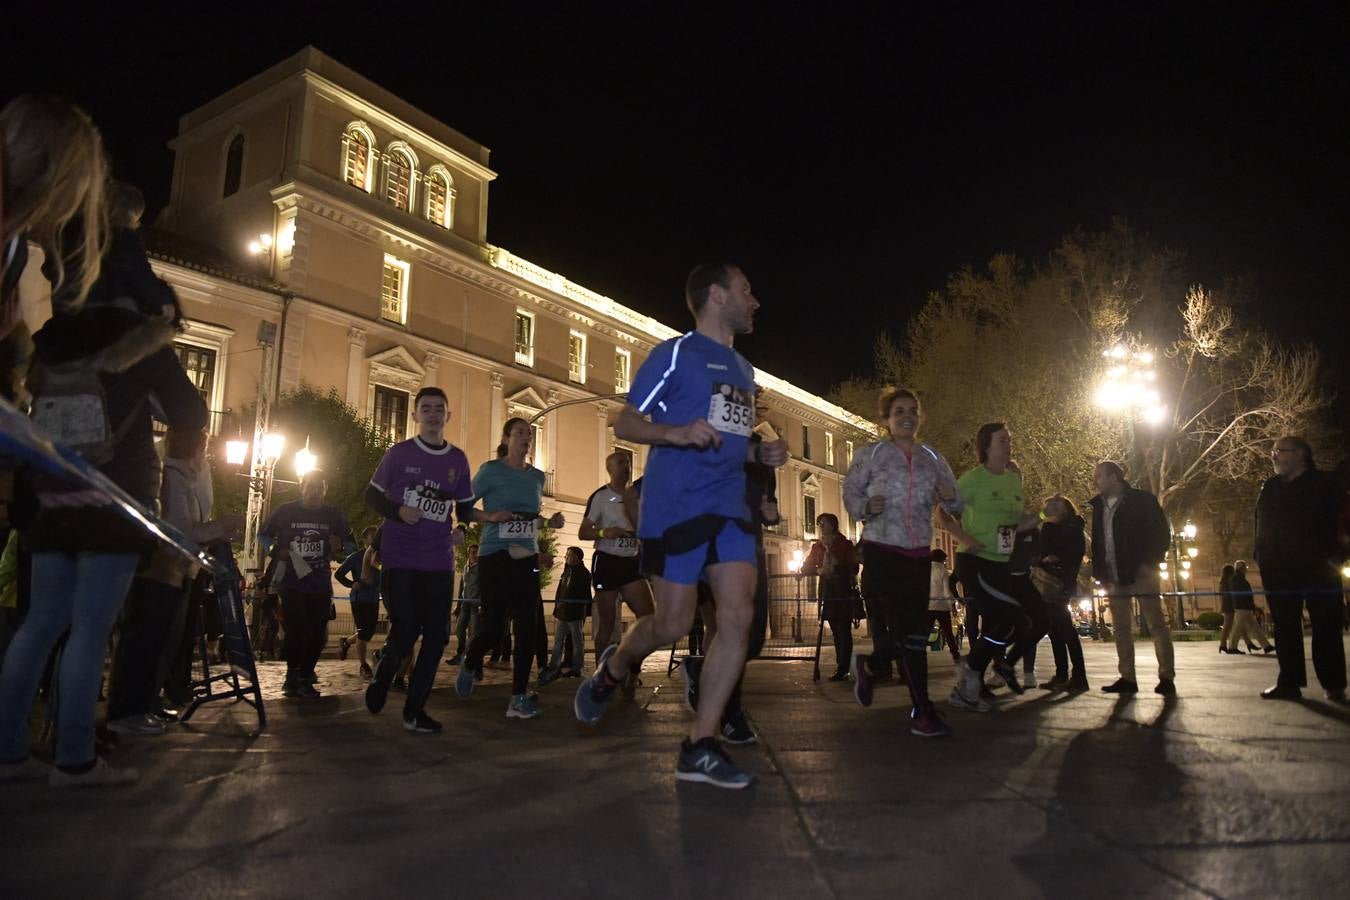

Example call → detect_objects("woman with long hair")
456 417 564 720
1034 495 1088 690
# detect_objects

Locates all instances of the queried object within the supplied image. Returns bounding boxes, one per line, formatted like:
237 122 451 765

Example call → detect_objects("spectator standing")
1217 564 1238 653
1254 436 1347 701
448 542 480 666
926 549 961 664
540 547 591 683
1034 496 1088 691
335 526 381 679
1088 461 1174 695
1229 561 1273 655
803 513 859 681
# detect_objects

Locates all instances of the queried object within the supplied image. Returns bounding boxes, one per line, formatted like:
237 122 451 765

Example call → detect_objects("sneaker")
574 644 620 725
365 677 389 714
338 637 351 661
676 737 755 790
827 670 849 682
0 755 52 783
282 679 301 698
391 676 408 694
949 660 990 712
1101 678 1139 694
456 662 478 699
298 681 321 698
445 654 463 667
402 711 443 734
851 652 875 708
507 694 541 720
49 757 138 789
359 661 373 679
992 661 1025 695
681 655 703 712
106 714 166 736
948 685 990 713
538 667 562 687
1039 675 1068 690
1154 678 1176 696
721 709 757 745
1260 684 1301 700
910 706 953 738
1066 674 1089 692
1325 689 1346 702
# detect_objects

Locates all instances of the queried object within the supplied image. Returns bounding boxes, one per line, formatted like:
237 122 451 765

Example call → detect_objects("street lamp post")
788 547 805 644
1167 521 1199 628
1093 344 1165 478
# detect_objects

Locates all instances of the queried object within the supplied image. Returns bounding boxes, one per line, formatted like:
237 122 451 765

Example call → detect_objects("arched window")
223 134 244 197
384 145 417 211
424 166 455 229
343 124 375 192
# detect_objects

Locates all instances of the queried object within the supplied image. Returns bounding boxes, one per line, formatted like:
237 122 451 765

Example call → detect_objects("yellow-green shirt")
956 466 1024 563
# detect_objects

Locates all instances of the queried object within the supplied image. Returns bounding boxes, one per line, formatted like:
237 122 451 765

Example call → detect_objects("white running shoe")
49 757 139 788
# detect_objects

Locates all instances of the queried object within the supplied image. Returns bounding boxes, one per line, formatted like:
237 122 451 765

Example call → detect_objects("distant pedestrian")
803 513 859 681
1034 495 1088 691
540 547 590 684
1218 564 1238 653
926 549 961 664
1228 561 1273 655
1254 436 1346 702
1088 461 1174 696
335 526 381 679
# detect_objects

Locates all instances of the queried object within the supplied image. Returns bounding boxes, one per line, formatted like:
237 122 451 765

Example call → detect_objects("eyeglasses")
1272 447 1297 456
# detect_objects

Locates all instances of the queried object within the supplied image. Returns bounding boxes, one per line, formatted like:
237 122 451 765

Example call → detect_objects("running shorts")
592 550 643 592
640 515 756 586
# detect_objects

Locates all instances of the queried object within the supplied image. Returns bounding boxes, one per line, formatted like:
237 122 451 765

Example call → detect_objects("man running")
579 451 653 674
573 263 787 789
362 387 503 733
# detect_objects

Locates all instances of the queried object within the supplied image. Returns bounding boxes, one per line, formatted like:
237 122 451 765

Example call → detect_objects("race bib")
996 525 1015 556
403 487 449 523
707 383 753 437
501 518 538 540
616 536 639 551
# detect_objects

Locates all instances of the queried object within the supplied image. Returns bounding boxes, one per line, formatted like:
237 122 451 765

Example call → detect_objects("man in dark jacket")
539 547 591 684
1088 461 1174 695
1254 436 1347 701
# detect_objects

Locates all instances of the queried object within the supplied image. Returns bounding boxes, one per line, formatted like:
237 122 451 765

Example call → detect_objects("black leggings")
1044 594 1086 678
822 598 854 673
465 552 540 695
955 553 1035 674
1004 578 1049 669
860 544 935 711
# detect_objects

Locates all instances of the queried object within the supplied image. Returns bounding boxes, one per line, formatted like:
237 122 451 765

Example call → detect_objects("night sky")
5 1 1347 399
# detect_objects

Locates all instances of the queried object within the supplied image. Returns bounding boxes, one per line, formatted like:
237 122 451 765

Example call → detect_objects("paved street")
5 637 1349 899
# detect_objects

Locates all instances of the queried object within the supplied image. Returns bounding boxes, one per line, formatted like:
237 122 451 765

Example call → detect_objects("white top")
584 485 638 558
928 561 953 612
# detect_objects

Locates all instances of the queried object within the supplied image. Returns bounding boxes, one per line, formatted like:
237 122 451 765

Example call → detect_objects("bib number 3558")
707 383 753 437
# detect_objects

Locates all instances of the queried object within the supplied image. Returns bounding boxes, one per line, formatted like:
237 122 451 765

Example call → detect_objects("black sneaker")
297 681 321 698
365 678 389 714
282 679 301 698
391 676 408 693
720 709 757 745
574 644 621 725
1101 678 1139 694
402 711 442 734
852 652 875 707
992 661 1025 695
676 737 755 790
1154 678 1176 696
681 656 703 712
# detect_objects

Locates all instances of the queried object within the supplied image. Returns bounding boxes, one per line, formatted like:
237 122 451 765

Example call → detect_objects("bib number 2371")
707 383 753 437
502 519 538 540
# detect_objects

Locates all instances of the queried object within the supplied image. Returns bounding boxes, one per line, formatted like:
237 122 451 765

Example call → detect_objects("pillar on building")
596 403 611 486
422 352 440 391
488 371 504 460
345 326 366 407
545 388 561 485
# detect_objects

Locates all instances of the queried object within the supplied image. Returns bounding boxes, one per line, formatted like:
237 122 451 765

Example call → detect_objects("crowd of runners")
0 96 1346 792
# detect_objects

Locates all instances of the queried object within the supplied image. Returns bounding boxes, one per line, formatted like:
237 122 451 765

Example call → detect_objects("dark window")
223 135 244 197
174 342 216 407
802 424 812 460
804 495 817 537
374 386 409 443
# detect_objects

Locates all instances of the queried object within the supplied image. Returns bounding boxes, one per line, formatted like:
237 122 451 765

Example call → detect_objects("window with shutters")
514 311 535 366
384 148 414 211
373 386 409 443
825 431 835 467
568 331 587 384
343 124 375 192
381 255 410 324
614 348 631 392
424 166 455 228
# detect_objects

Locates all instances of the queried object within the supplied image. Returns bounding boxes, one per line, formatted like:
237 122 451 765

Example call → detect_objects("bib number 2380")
502 519 538 540
707 383 753 437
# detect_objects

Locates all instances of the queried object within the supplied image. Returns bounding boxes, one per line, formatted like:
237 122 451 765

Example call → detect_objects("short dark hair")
566 546 583 559
1096 460 1127 486
110 181 145 228
976 422 1006 463
300 468 326 486
878 386 921 423
816 512 839 531
684 263 735 316
931 547 947 563
1276 435 1315 468
414 386 447 408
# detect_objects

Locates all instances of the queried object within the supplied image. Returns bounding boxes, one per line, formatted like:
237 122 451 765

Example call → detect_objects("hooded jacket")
843 440 963 552
1088 487 1170 586
23 306 207 553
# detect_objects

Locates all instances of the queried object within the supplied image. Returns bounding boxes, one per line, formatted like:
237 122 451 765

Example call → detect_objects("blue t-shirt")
628 330 756 538
473 458 547 556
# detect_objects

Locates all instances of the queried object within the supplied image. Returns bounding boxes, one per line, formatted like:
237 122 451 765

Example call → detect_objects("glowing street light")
788 548 805 574
1094 344 1165 424
1187 546 1199 559
225 438 250 466
262 432 286 463
294 438 318 479
1183 521 1198 540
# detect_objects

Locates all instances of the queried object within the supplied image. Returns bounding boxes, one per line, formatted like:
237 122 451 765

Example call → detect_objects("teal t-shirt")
474 458 547 557
956 466 1024 563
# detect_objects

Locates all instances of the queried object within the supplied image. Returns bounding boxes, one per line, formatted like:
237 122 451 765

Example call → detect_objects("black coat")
1088 488 1170 585
1230 572 1256 611
1254 468 1342 573
24 307 207 553
1038 515 1086 592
